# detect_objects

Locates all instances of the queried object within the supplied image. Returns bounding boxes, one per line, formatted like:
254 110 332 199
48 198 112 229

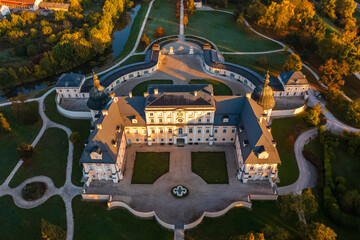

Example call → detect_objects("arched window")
178 128 183 134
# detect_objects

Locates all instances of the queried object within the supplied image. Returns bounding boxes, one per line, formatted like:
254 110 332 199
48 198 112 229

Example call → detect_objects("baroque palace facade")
78 73 281 187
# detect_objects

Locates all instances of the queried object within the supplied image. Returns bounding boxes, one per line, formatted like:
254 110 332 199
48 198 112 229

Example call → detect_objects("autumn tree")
299 222 337 240
319 58 350 88
258 1 296 30
69 132 81 146
283 54 302 71
319 0 337 20
186 0 196 15
41 219 66 240
230 232 265 240
17 143 33 160
335 0 357 20
346 98 360 126
0 113 11 132
263 225 290 240
140 33 149 46
155 27 164 38
304 104 322 127
183 15 189 27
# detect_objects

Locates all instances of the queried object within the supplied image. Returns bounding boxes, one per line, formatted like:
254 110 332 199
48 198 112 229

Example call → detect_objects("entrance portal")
176 138 185 147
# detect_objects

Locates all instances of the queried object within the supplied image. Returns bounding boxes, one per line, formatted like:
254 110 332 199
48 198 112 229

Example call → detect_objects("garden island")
1 0 360 240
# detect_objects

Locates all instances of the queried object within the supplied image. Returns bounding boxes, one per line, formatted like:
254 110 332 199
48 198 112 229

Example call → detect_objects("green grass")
191 152 229 184
9 128 68 188
185 11 281 52
185 200 299 240
131 152 170 184
143 0 178 43
120 54 146 67
72 196 172 240
0 195 66 239
343 74 360 100
316 14 341 35
132 80 173 96
189 79 232 96
271 114 310 186
224 52 290 78
0 102 42 184
44 91 91 187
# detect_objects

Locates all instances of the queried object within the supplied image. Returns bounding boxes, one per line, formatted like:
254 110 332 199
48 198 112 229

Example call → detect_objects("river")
0 5 141 101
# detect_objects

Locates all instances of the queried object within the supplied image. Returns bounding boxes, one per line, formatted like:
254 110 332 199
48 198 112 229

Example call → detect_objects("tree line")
0 0 141 90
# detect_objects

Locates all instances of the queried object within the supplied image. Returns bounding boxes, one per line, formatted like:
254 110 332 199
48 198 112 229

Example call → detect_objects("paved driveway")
86 144 274 226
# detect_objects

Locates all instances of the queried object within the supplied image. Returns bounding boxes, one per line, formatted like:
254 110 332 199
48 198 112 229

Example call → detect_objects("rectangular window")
206 128 210 133
198 118 202 123
169 139 172 141
222 138 225 141
214 128 218 133
160 129 164 134
206 118 210 123
150 119 154 123
197 138 201 141
197 128 201 133
206 138 208 141
232 128 235 133
159 118 163 123
136 139 139 142
168 129 172 133
189 128 193 133
189 138 192 141
89 166 93 170
214 138 217 141
207 112 211 115
231 138 234 141
161 139 164 141
151 129 155 134
135 129 138 134
150 113 154 116
223 128 227 133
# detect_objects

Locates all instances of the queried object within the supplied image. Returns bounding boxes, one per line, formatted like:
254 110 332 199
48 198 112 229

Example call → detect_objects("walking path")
179 0 184 40
0 88 82 240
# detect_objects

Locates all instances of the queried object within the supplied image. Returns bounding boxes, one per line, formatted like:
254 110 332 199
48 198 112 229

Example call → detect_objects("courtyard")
85 144 275 226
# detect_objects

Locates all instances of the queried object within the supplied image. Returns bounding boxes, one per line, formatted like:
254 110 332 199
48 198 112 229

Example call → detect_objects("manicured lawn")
0 102 42 184
44 91 91 187
185 11 281 52
271 114 310 186
191 152 228 184
120 54 146 67
224 52 290 78
189 79 232 96
343 74 360 100
0 195 66 239
9 128 68 188
132 152 170 184
72 196 172 240
132 80 173 96
185 200 299 240
143 0 178 43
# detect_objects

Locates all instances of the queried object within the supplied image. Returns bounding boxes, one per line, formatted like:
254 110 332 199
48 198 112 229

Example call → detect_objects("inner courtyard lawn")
72 196 172 240
44 91 91 187
0 102 42 184
271 114 310 186
185 11 281 52
0 195 66 240
131 152 170 184
9 128 68 188
191 152 228 184
189 79 232 96
131 80 173 96
185 200 298 240
142 0 178 43
343 74 360 100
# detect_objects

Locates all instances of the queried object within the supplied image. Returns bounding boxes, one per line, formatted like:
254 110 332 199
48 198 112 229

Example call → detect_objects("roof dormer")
90 145 102 160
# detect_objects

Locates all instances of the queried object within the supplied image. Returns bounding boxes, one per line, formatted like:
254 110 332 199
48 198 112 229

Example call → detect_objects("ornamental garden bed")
21 182 47 201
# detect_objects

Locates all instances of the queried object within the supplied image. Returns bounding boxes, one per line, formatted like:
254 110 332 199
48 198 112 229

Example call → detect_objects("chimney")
110 92 115 98
194 91 198 96
154 89 159 95
272 140 277 147
102 110 108 116
144 92 149 97
96 124 102 130
114 97 118 103
129 92 132 98
245 92 251 99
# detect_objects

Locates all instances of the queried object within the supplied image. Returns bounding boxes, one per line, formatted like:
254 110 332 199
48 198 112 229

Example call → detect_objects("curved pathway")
0 88 82 240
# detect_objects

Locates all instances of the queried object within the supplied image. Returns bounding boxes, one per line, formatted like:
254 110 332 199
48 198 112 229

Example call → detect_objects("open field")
0 195 66 239
9 128 68 188
44 91 90 186
0 102 42 184
72 196 173 239
185 11 281 52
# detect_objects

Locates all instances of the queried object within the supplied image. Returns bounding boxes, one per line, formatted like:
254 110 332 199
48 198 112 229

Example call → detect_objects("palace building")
80 74 281 187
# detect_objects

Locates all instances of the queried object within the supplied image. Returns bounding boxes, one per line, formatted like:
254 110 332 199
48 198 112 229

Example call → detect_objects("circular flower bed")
21 182 47 201
171 185 188 198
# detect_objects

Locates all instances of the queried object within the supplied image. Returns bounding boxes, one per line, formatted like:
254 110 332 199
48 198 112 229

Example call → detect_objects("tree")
300 222 337 240
186 0 196 14
183 15 189 27
155 26 164 38
41 219 66 240
0 112 11 132
263 225 290 240
319 0 336 20
140 33 149 46
301 188 319 219
230 232 265 240
346 98 360 126
319 58 350 88
335 0 357 19
17 143 33 160
69 132 81 146
258 1 296 30
304 104 322 127
283 54 302 71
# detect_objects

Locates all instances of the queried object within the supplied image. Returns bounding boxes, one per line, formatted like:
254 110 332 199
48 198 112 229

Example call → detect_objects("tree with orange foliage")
183 15 189 27
155 27 164 38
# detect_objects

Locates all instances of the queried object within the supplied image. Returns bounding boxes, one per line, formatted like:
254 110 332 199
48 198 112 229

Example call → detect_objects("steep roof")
117 96 146 126
55 73 84 88
279 71 308 86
